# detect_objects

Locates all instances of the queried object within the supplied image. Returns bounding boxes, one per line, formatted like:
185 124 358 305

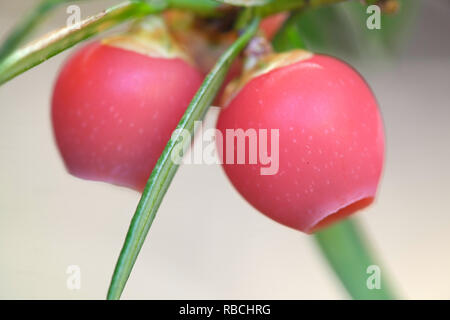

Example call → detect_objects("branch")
0 0 83 62
258 0 348 16
0 1 164 86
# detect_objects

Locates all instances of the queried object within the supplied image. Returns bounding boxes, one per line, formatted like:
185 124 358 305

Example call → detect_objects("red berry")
52 37 203 191
216 51 385 233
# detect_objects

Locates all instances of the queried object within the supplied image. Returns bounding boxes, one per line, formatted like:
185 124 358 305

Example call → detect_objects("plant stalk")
314 219 396 299
0 0 84 62
107 16 261 300
0 1 163 86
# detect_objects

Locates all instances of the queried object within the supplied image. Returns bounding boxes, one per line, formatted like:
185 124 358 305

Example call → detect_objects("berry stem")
314 219 396 299
106 15 261 300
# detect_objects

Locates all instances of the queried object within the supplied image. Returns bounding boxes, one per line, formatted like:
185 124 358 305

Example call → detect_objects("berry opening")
308 197 374 233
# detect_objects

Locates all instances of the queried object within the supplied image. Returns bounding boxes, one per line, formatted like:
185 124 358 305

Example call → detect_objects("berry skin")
216 51 385 233
52 41 203 191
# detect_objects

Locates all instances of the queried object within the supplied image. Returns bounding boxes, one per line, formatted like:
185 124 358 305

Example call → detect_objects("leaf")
272 12 307 52
0 0 84 62
274 0 418 58
273 6 359 57
296 5 359 56
106 16 261 300
0 1 163 86
341 0 420 55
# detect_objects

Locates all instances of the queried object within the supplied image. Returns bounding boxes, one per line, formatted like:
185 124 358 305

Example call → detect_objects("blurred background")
0 0 449 299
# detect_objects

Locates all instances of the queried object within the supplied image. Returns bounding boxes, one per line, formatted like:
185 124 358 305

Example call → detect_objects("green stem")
0 1 163 86
168 0 221 16
0 0 350 86
106 16 261 300
167 0 348 16
314 219 396 299
0 0 218 66
258 0 348 17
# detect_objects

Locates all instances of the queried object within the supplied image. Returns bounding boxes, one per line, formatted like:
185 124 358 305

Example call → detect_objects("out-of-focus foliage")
273 0 419 59
273 6 357 54
343 0 419 55
215 0 270 5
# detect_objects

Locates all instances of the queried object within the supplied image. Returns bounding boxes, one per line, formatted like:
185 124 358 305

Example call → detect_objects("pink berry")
216 51 385 233
52 40 203 191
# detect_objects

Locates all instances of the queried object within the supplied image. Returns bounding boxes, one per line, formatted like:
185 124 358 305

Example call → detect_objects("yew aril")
216 50 385 233
52 39 203 191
